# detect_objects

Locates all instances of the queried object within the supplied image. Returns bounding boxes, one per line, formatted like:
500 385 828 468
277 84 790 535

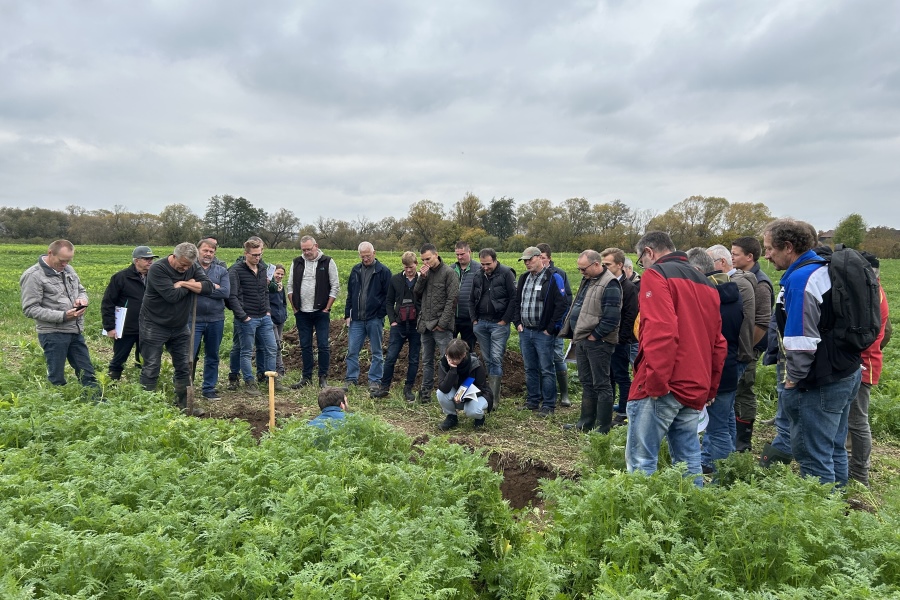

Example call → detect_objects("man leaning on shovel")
139 242 213 415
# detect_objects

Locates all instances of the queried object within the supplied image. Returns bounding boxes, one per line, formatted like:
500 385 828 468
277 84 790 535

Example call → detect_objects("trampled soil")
283 320 528 394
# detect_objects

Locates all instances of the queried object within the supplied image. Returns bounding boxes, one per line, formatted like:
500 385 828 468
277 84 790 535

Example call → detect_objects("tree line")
2 194 897 256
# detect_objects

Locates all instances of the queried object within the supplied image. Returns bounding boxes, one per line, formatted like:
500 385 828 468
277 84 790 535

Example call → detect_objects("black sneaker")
473 417 485 430
536 406 555 418
518 403 539 411
403 386 416 402
202 391 222 401
611 413 628 428
318 376 328 388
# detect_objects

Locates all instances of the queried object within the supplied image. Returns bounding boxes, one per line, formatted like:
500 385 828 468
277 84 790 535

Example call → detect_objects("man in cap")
20 240 98 389
512 246 568 416
100 245 158 380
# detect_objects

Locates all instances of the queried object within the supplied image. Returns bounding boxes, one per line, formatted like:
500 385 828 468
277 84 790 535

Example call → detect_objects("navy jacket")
344 259 391 321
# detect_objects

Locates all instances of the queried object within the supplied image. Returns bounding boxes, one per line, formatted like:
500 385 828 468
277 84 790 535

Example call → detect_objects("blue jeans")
38 332 97 387
553 337 566 373
701 389 736 471
296 310 331 378
381 323 421 387
139 314 190 391
781 369 861 486
473 320 511 377
345 318 385 384
421 328 453 391
610 342 633 414
239 316 276 382
191 320 224 396
626 393 703 486
437 388 489 419
519 328 557 408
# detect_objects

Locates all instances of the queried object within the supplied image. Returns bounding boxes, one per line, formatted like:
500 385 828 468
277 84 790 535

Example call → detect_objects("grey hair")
300 235 317 246
358 241 375 253
707 244 732 267
636 231 675 256
686 247 715 273
624 257 634 269
579 249 602 264
173 242 199 262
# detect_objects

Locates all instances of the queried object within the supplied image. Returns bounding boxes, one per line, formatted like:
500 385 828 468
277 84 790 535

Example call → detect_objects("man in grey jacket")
20 239 97 389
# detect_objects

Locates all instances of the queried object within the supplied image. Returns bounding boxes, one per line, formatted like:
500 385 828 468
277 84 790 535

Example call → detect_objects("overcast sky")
2 0 899 231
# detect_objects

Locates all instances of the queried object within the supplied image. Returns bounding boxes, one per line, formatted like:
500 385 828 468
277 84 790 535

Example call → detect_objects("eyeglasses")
249 252 263 258
637 247 649 266
577 261 598 273
137 257 154 262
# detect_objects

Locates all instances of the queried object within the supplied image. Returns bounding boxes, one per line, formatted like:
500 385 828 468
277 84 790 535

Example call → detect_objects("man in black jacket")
513 246 569 416
229 238 281 396
139 242 212 411
538 243 574 407
344 241 392 393
372 251 421 401
470 248 516 407
101 245 157 380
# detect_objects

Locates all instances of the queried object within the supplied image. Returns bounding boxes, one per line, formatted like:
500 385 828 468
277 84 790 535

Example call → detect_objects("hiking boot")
417 389 432 404
371 385 391 399
227 374 240 391
611 413 628 428
536 406 555 418
291 377 313 389
244 380 261 397
318 375 328 388
438 414 459 431
403 385 416 403
473 417 485 430
518 403 539 411
368 382 382 396
181 406 207 417
273 380 287 392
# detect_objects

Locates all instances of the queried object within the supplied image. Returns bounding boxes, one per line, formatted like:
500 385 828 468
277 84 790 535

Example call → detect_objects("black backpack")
798 246 881 353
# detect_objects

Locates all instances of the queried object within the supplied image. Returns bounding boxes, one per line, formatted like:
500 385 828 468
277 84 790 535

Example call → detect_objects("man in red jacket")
626 232 727 485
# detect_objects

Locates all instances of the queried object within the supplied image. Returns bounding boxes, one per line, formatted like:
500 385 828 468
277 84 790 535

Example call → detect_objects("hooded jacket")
629 252 727 410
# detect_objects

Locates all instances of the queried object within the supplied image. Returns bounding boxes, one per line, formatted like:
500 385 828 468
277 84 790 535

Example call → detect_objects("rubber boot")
595 399 614 434
759 442 793 468
736 419 754 452
488 375 501 409
565 394 597 431
557 370 571 407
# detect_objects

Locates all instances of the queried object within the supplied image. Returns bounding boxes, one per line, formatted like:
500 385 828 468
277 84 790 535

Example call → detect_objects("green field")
3 244 900 598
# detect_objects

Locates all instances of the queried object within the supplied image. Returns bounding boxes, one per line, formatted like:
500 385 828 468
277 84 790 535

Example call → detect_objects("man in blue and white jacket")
763 219 861 486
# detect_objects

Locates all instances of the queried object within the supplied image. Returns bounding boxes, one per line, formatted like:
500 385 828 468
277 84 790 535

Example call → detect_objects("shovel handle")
265 371 278 429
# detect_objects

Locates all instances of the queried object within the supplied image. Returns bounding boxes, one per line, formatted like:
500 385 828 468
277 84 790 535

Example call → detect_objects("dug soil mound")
283 320 527 394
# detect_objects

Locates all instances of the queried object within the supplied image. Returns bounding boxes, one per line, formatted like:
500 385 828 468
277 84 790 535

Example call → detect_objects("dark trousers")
38 332 97 387
454 318 476 352
381 323 421 387
576 339 615 431
139 314 190 392
610 341 633 414
296 310 331 378
109 334 141 376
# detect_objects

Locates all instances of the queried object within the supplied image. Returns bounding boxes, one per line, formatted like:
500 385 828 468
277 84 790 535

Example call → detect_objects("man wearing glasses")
560 249 622 433
140 242 213 412
470 248 517 406
626 232 726 485
512 246 568 416
228 238 282 396
101 245 158 380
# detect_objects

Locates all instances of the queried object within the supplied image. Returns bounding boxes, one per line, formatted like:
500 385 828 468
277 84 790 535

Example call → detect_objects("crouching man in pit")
436 339 494 431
